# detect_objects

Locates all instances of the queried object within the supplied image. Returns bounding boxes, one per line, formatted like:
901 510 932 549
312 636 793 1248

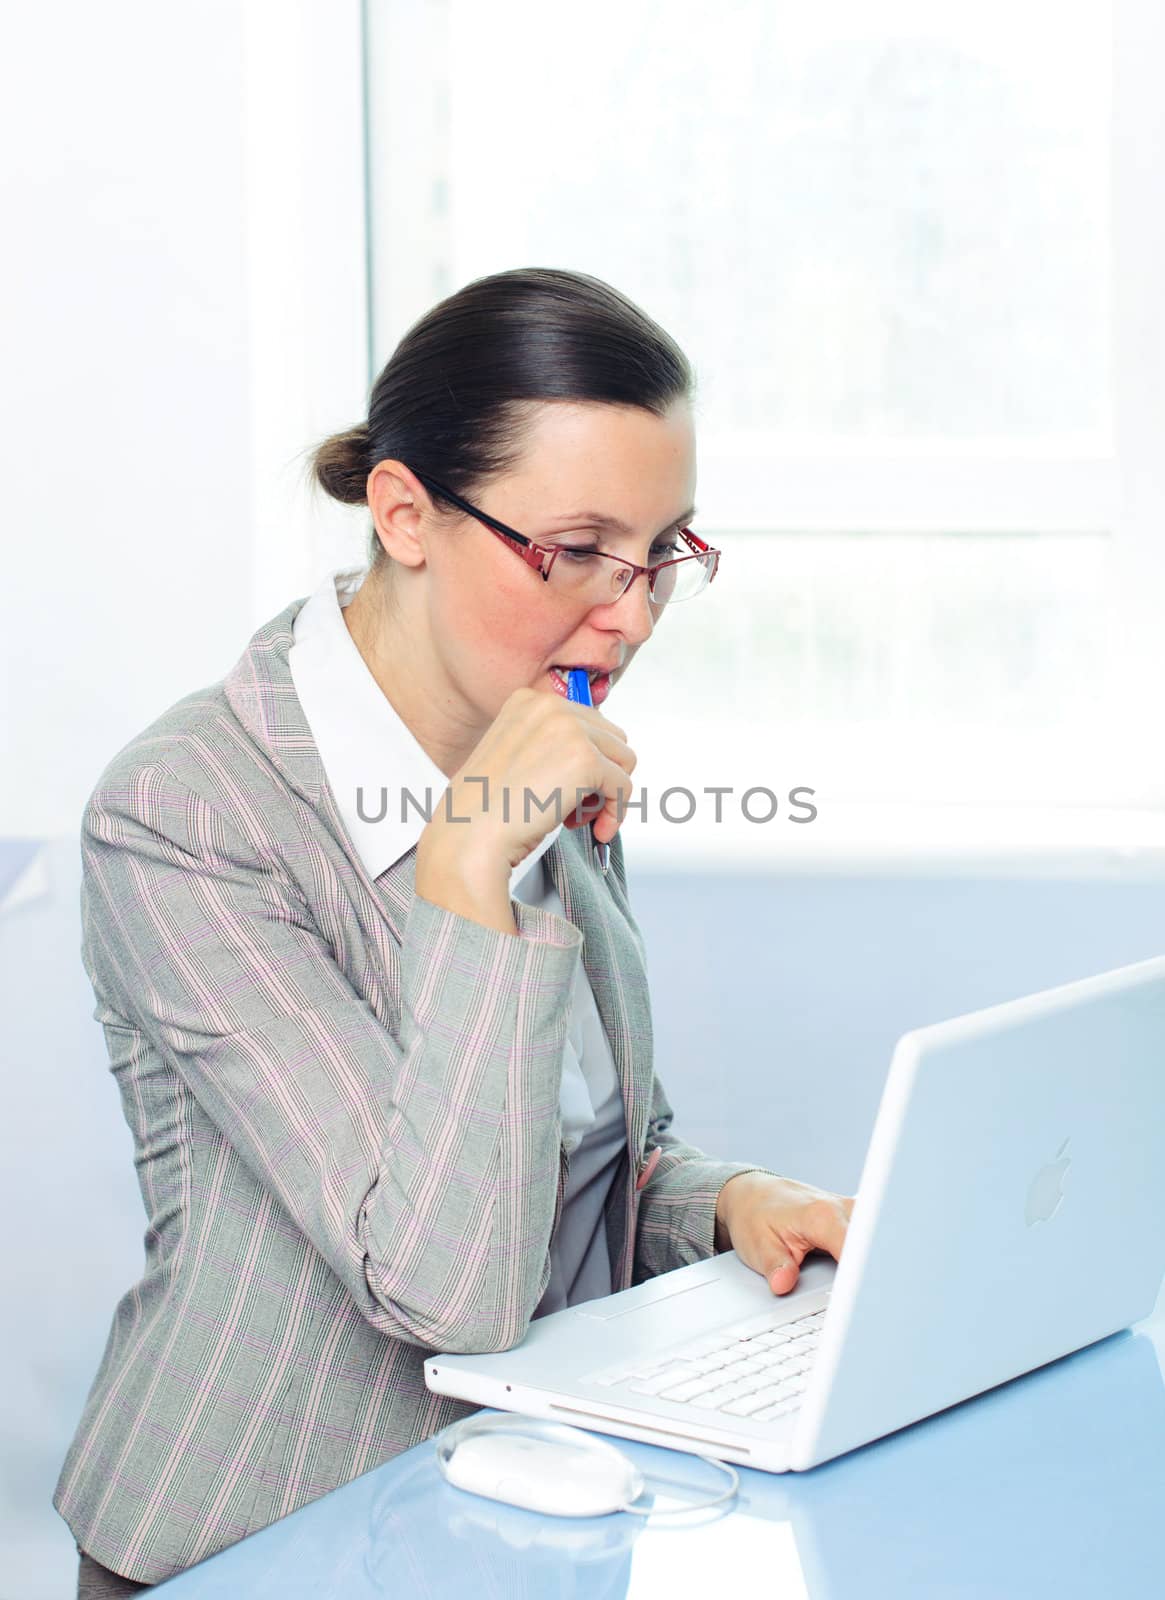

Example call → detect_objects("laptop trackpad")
573 1273 722 1322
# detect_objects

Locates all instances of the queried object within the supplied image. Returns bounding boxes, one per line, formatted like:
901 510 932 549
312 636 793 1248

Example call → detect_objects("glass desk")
157 1313 1165 1598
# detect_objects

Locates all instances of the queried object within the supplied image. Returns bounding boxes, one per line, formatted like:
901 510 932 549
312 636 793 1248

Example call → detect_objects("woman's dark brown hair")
312 266 693 572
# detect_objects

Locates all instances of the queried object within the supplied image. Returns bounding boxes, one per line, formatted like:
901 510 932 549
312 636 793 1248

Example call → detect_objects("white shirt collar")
288 567 561 894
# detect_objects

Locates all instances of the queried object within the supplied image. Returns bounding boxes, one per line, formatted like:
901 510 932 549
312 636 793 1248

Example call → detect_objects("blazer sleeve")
79 762 580 1354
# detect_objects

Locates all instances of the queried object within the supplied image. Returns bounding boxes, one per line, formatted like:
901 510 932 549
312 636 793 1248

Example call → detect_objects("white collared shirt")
288 566 624 1313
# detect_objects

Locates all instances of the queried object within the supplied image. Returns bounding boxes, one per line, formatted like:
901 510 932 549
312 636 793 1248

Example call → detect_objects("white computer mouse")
436 1416 645 1518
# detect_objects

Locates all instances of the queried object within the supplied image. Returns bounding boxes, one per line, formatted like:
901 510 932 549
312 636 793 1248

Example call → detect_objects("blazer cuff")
633 1160 779 1283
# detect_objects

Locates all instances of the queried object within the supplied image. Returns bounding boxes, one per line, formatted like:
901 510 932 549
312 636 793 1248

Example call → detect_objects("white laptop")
425 954 1165 1473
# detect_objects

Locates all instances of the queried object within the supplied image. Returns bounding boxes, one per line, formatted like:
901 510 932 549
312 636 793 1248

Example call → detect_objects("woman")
58 268 853 1594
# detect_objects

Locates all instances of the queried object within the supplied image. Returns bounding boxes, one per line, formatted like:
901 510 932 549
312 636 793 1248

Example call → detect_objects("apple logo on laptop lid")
1025 1138 1071 1227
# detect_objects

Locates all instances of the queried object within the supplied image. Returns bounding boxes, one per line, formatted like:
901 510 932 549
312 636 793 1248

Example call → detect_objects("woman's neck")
342 570 479 779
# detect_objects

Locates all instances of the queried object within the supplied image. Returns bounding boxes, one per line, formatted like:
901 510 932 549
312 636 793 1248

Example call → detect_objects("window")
364 0 1165 862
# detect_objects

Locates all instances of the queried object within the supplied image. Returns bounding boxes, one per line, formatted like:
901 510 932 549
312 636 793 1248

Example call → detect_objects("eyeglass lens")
545 550 713 607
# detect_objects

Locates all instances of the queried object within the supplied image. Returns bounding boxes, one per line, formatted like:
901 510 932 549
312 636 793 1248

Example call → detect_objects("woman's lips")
547 667 612 705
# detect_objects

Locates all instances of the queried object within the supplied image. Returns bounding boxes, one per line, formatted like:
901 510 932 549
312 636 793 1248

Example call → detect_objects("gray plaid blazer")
53 594 763 1584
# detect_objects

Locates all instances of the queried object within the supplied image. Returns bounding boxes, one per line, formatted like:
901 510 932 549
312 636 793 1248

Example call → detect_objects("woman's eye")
555 537 685 563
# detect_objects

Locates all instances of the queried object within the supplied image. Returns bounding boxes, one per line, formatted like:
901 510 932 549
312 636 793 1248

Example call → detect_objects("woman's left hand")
714 1171 855 1295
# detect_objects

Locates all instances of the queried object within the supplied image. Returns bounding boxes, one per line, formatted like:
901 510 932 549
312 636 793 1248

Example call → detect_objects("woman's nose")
599 571 657 645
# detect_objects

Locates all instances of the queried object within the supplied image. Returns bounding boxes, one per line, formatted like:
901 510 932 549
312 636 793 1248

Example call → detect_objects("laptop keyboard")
587 1303 829 1424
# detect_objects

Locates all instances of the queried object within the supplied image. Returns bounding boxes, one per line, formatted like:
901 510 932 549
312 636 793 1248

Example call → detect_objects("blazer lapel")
222 597 410 942
545 830 653 1163
223 598 327 810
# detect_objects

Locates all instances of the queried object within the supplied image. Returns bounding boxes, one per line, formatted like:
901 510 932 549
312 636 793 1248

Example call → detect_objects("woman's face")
414 397 697 733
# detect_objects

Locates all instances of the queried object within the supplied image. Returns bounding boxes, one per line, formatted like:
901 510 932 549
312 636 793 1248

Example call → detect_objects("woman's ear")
366 459 432 570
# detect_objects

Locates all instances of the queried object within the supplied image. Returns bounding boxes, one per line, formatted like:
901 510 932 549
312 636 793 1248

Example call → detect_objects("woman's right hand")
414 687 637 934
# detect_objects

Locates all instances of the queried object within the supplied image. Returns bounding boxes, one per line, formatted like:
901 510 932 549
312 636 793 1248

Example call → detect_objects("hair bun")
313 423 371 504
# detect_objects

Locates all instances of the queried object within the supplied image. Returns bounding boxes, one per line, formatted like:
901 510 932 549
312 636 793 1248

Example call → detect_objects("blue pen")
566 668 611 874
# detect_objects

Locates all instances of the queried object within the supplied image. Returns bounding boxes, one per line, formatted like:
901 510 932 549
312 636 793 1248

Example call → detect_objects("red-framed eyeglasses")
410 469 721 607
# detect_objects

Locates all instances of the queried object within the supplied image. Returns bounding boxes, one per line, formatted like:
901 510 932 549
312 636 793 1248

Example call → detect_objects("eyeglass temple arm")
412 469 548 572
677 526 720 584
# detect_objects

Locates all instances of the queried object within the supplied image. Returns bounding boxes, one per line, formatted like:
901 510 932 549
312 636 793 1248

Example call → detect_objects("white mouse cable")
618 1454 740 1518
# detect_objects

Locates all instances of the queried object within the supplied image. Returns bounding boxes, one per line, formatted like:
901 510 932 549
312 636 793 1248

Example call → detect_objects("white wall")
0 5 367 1594
0 0 369 842
1 2 255 840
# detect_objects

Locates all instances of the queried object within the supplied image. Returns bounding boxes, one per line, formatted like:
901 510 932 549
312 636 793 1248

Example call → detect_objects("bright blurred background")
3 2 1164 1593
